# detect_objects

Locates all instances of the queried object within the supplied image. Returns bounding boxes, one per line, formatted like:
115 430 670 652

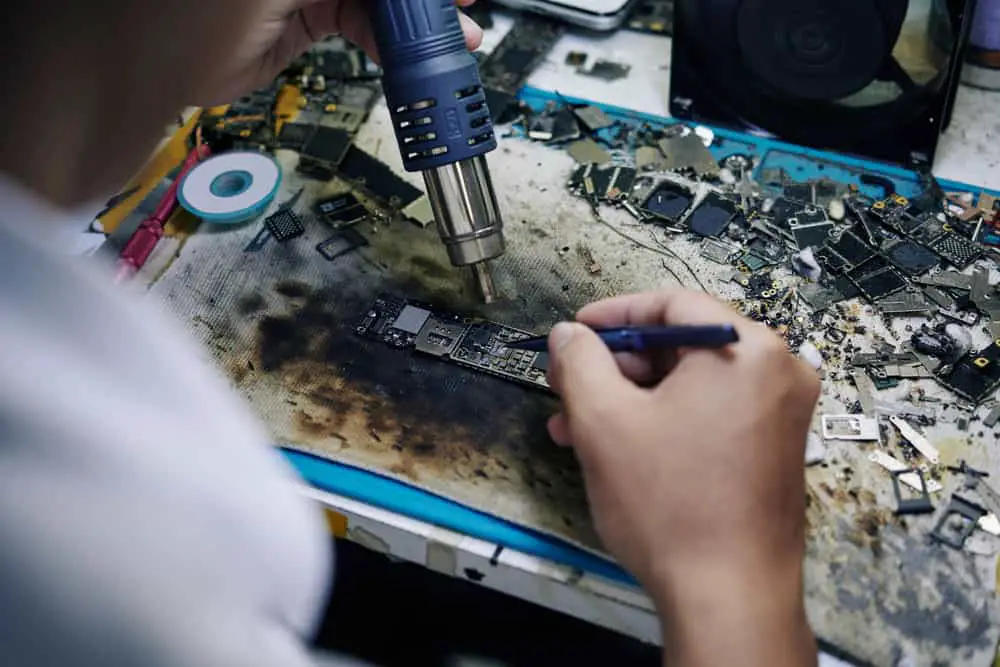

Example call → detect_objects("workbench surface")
137 12 1000 667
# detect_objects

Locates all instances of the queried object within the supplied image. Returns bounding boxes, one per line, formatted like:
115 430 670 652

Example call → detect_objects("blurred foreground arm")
546 290 819 667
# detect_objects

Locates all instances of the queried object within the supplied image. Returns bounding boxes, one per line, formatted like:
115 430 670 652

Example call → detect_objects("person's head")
0 1 282 207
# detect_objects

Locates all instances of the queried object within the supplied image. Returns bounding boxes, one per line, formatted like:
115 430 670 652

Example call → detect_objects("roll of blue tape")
178 152 282 225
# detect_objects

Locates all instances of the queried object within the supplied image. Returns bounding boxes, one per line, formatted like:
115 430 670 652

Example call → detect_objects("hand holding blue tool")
507 324 740 353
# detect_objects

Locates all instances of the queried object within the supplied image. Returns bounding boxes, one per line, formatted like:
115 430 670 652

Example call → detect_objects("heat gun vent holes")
401 131 438 146
470 116 490 129
398 116 433 130
467 132 493 147
455 85 481 100
405 146 449 161
394 98 437 114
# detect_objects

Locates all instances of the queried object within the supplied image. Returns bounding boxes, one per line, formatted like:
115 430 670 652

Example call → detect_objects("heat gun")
368 0 505 303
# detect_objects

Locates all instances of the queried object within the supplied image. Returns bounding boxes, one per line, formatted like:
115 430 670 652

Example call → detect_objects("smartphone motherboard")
355 294 551 390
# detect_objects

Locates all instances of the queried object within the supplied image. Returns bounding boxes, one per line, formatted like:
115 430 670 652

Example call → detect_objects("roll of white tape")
178 152 282 224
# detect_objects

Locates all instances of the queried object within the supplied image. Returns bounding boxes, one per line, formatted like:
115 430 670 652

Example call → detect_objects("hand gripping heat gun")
368 0 505 302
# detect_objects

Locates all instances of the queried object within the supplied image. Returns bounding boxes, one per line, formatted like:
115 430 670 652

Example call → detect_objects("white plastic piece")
822 415 879 441
889 416 941 465
868 451 944 493
792 247 822 281
804 432 826 466
978 513 1000 537
827 198 846 221
799 342 823 370
694 125 715 147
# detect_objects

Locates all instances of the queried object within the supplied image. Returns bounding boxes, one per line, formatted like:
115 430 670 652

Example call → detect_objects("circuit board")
355 295 551 390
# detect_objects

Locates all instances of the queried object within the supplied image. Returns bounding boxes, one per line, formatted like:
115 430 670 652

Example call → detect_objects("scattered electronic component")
985 406 1000 428
565 51 588 67
573 106 615 132
338 146 423 209
700 238 736 264
578 59 632 81
298 126 353 179
480 15 564 119
855 267 908 302
243 226 272 253
569 164 636 201
889 415 940 464
316 193 367 227
627 0 674 35
356 295 550 390
929 233 983 269
876 291 930 315
791 221 834 249
930 495 988 550
821 415 879 441
277 122 317 151
566 138 612 165
869 451 944 493
884 240 941 276
316 227 368 261
891 469 935 516
939 339 1000 403
264 209 305 242
641 181 694 223
658 133 718 176
687 192 737 237
635 145 667 171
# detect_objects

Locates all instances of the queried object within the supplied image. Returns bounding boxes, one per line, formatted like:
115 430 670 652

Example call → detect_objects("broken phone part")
868 451 944 494
317 227 368 261
356 294 550 391
931 495 989 550
640 181 694 223
821 415 879 442
890 469 935 516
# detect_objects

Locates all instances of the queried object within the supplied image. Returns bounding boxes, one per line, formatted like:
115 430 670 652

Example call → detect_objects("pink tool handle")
114 143 211 283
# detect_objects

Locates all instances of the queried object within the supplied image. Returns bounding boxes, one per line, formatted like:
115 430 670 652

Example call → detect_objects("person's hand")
200 0 484 105
546 290 819 666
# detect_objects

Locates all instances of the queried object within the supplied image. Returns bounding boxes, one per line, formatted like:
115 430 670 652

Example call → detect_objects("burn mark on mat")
254 282 581 495
274 280 311 299
236 293 266 316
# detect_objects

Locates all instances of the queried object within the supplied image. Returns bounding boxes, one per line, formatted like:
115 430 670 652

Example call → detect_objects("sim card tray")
890 469 934 516
930 495 987 550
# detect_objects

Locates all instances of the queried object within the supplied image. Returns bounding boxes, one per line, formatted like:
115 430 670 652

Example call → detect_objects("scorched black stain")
255 283 565 465
274 280 311 299
236 293 266 316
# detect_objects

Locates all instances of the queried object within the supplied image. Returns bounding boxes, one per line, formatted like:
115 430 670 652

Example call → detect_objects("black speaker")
670 0 975 168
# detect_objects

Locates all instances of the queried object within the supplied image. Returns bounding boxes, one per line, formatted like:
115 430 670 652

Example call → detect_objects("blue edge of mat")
284 86 1000 590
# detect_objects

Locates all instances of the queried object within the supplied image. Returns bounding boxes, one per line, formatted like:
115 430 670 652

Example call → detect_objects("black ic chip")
316 227 367 260
265 209 305 242
688 192 736 237
930 233 983 269
827 230 877 267
856 267 908 301
885 240 940 276
301 126 352 166
642 182 694 222
277 122 317 151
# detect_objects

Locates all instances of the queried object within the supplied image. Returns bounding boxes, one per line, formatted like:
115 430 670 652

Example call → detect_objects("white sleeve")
0 207 335 666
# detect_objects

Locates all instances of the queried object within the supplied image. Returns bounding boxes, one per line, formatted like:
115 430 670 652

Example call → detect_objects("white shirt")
0 176 334 666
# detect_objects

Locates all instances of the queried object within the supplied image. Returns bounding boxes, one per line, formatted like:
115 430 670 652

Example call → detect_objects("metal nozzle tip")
471 262 498 304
